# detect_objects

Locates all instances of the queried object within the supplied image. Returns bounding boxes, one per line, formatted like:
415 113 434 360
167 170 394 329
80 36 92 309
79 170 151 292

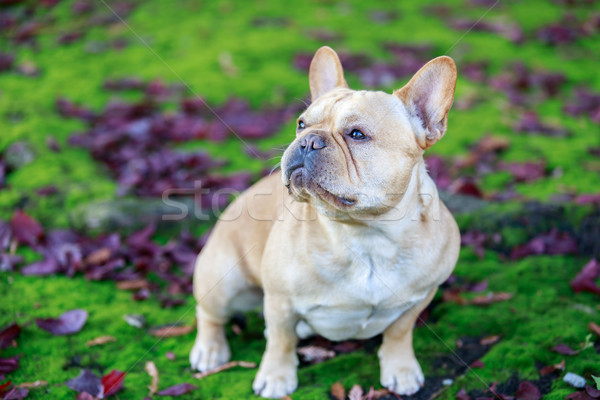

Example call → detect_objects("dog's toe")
381 361 424 395
189 340 230 372
252 368 297 399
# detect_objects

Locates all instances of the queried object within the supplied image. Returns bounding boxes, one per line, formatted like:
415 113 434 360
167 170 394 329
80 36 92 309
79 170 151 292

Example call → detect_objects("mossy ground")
1 0 599 398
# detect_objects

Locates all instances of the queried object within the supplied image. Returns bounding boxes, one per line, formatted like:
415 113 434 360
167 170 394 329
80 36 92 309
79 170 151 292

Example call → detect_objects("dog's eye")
348 129 367 140
297 120 305 130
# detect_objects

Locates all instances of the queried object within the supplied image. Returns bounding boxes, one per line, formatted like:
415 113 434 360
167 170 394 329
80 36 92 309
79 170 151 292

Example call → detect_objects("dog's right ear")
309 46 348 101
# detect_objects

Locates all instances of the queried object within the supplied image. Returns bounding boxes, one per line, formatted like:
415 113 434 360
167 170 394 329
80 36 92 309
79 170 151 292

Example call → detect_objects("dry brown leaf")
145 361 159 396
192 360 256 379
349 384 364 400
116 279 150 291
470 292 513 305
86 335 116 347
84 247 112 265
480 335 501 346
17 380 48 389
589 321 600 337
539 359 565 376
149 325 193 337
331 381 345 400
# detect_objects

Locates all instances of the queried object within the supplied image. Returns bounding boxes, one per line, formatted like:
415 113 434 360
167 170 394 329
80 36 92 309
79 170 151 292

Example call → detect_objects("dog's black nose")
300 134 326 152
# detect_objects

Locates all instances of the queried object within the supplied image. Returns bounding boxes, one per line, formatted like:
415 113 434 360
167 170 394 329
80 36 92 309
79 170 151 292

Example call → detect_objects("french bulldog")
190 46 460 398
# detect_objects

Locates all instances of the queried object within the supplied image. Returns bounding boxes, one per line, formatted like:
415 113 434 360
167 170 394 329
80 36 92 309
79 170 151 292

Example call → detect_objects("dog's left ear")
394 56 457 149
309 46 349 101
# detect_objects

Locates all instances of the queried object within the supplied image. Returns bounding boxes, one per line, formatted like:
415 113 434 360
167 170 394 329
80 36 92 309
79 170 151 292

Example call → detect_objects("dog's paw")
189 338 231 372
252 365 297 399
380 359 424 395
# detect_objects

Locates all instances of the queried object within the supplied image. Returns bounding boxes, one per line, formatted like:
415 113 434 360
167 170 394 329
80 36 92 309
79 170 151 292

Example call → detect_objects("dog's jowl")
190 46 460 399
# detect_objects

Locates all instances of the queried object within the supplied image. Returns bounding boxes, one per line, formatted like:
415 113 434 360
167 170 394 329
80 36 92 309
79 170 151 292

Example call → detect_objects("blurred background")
0 0 599 399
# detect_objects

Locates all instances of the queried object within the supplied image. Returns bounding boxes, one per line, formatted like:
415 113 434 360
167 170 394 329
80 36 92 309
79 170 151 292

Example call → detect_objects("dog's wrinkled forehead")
301 88 411 133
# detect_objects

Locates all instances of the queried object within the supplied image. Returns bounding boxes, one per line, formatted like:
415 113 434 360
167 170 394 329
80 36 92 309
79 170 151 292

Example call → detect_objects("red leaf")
0 380 11 396
10 210 44 246
514 381 541 400
551 343 578 355
571 259 600 295
156 383 196 396
36 309 88 335
101 370 125 396
0 324 20 349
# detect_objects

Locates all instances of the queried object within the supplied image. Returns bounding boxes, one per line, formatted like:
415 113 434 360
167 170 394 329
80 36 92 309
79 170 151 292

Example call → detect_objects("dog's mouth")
286 167 356 208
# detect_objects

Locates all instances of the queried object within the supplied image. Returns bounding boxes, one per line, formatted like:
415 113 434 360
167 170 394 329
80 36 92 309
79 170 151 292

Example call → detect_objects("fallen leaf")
65 369 102 397
116 279 150 290
145 361 159 396
149 325 193 337
0 324 21 349
470 292 513 305
10 210 44 246
192 360 256 379
457 388 472 400
86 335 116 347
36 309 88 335
589 322 600 337
102 370 125 396
123 314 146 329
156 383 195 396
539 359 565 376
515 381 541 400
2 386 29 399
84 248 112 265
571 259 600 295
76 392 98 400
348 384 363 400
330 381 345 400
17 380 48 389
551 343 578 355
0 356 19 374
586 385 600 398
480 335 501 346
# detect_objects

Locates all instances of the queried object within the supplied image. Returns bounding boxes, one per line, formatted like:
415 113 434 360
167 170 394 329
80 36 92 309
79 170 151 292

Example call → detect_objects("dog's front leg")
253 293 299 399
378 289 437 395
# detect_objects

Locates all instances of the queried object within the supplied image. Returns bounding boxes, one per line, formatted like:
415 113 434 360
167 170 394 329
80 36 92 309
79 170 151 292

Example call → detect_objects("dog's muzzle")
284 133 327 181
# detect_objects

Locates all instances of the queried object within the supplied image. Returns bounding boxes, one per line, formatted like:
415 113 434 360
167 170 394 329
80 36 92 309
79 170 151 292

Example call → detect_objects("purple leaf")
156 383 196 396
571 259 600 295
36 309 88 335
3 387 29 399
514 382 541 400
21 258 59 276
0 324 21 349
10 210 44 247
65 369 102 397
551 343 578 355
0 356 19 374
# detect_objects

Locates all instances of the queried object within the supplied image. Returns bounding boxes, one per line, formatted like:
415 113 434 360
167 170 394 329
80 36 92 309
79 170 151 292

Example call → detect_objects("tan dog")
190 46 460 398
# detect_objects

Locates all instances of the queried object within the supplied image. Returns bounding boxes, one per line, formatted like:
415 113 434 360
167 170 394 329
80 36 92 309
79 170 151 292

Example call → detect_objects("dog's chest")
295 242 430 341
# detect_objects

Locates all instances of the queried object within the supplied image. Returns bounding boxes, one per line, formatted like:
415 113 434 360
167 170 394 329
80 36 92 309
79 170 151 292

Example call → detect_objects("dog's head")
281 46 457 218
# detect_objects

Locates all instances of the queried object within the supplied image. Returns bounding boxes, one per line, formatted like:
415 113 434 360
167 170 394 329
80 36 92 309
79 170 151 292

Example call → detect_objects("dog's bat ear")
394 56 457 150
309 46 349 101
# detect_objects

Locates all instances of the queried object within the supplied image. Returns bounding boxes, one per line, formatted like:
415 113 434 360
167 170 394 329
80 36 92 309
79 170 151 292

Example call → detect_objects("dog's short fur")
190 46 460 398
